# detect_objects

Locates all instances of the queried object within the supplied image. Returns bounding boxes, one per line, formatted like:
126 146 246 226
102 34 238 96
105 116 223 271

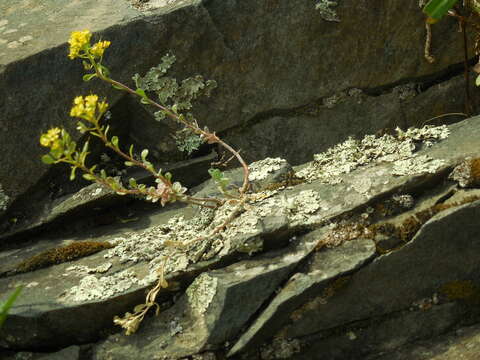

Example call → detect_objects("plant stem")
92 64 250 196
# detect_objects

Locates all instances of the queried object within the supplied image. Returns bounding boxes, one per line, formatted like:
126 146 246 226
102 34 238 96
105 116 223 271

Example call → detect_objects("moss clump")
471 158 480 184
316 223 370 251
440 280 480 304
14 241 114 274
397 215 423 243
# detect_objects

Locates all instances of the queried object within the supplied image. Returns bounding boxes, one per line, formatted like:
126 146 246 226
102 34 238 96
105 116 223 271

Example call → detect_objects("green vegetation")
0 286 22 328
40 30 250 210
39 29 252 334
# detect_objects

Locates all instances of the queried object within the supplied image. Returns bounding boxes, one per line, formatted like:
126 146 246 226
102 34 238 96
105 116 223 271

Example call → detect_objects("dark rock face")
2 1 480 359
1 115 480 359
0 0 471 213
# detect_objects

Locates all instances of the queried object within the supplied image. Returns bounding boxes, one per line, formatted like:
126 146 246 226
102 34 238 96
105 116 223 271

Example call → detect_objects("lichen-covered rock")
1 117 480 358
0 0 471 215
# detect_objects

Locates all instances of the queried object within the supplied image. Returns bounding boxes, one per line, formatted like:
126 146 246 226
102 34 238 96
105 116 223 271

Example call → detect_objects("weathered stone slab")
282 199 480 340
0 0 471 212
1 116 479 355
223 74 471 166
281 302 478 360
1 345 81 360
0 151 216 242
92 227 320 359
228 235 376 357
365 322 480 360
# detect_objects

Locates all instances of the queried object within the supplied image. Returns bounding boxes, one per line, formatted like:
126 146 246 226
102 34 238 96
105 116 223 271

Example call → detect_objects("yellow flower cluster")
70 95 108 122
40 128 61 149
90 40 111 58
68 30 92 60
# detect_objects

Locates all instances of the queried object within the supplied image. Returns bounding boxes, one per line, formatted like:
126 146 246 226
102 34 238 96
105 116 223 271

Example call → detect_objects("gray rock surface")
0 0 472 213
367 322 480 360
223 74 472 166
1 115 480 359
1 1 480 358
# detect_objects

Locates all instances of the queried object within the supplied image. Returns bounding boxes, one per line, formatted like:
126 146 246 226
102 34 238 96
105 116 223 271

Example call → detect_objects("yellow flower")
70 96 85 118
90 40 111 58
98 100 109 114
69 95 108 122
40 128 61 149
85 94 99 107
68 30 92 60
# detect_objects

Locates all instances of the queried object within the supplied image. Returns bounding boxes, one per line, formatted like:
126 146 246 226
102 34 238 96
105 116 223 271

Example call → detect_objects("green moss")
371 193 480 253
14 241 114 274
440 280 480 304
471 158 480 185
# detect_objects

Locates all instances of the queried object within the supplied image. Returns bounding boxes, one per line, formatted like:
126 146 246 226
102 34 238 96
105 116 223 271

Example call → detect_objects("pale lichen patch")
59 269 138 303
249 157 289 182
297 125 449 183
315 0 340 22
186 273 218 315
0 183 9 212
66 262 113 275
392 155 445 176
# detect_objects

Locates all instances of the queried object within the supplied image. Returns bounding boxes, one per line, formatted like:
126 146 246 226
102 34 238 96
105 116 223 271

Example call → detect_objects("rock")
279 199 480 340
366 322 480 360
283 302 478 360
92 228 320 359
0 0 471 212
227 235 376 357
222 74 472 166
1 114 480 358
0 345 81 360
0 150 216 242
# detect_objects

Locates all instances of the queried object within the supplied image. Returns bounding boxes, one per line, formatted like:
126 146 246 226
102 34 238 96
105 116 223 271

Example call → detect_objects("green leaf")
104 125 110 139
164 172 172 181
82 60 93 70
41 154 55 164
70 166 77 181
125 161 135 167
132 74 141 88
82 140 90 154
0 286 22 328
100 169 107 179
476 74 480 87
140 97 150 105
141 149 149 161
135 88 147 98
83 174 96 181
50 147 63 159
129 178 137 187
79 151 87 166
112 83 124 90
99 64 110 77
208 168 230 191
423 0 459 21
208 168 223 180
82 73 97 82
129 144 134 158
111 136 119 148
